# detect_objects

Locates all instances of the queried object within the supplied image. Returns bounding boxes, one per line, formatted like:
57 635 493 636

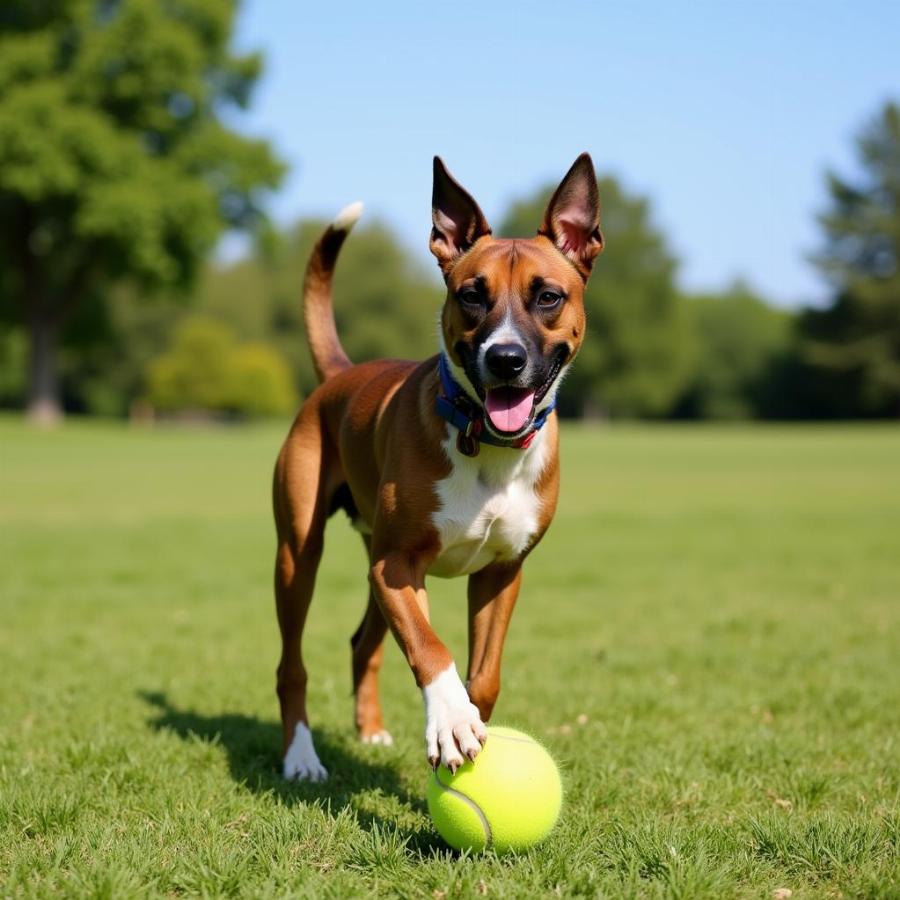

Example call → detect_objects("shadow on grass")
138 690 444 854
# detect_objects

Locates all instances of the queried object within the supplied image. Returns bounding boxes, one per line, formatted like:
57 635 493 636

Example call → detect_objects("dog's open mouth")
475 346 568 436
484 387 535 434
535 350 565 405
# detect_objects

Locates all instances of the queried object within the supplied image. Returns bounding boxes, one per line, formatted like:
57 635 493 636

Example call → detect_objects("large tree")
802 101 900 417
500 176 690 417
0 0 283 422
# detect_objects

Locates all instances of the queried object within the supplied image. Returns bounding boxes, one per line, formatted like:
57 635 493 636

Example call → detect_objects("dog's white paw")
360 729 394 746
423 663 487 771
283 722 328 782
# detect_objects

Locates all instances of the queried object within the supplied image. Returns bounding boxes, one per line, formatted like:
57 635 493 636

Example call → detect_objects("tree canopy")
0 0 283 421
800 101 900 417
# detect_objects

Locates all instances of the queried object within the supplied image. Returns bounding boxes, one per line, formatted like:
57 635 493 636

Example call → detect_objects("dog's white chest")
428 432 548 578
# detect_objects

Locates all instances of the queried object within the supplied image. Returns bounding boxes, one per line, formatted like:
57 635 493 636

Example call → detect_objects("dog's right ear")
538 153 604 279
430 157 492 275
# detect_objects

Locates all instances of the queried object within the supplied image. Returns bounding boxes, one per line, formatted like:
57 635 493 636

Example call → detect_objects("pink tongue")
485 388 535 433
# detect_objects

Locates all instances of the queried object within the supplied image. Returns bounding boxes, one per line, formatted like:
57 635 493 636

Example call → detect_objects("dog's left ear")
539 153 604 278
430 157 492 275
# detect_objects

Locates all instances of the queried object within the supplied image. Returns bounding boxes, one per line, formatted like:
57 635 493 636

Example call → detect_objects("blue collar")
435 353 555 457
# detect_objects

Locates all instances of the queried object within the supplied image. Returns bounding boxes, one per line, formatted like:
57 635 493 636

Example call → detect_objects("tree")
500 176 690 417
0 0 284 422
675 282 792 419
802 101 900 417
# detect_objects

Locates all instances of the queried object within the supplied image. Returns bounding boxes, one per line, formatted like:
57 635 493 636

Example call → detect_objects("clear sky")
226 1 900 306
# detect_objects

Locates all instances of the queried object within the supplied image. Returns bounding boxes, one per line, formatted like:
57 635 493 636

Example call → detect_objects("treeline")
1 4 896 422
2 114 899 420
0 190 891 422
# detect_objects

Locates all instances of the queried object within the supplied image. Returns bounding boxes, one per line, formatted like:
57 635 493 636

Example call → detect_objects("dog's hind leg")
273 410 333 782
351 538 392 745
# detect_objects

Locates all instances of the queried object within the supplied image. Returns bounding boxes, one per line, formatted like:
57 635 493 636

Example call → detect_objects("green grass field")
1 419 898 898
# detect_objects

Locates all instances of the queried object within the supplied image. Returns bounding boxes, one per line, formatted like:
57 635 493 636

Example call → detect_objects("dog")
272 154 603 780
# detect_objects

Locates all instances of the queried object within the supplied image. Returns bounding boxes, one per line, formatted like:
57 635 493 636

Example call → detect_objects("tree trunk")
17 203 63 425
26 309 62 426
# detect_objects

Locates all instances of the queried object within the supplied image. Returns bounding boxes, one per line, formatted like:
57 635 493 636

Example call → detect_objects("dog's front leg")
369 553 487 770
466 562 523 721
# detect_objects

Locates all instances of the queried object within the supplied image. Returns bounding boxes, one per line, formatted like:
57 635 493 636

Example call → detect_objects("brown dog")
273 154 603 780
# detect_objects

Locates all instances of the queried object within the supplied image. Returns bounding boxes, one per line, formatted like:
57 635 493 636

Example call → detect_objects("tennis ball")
426 725 562 853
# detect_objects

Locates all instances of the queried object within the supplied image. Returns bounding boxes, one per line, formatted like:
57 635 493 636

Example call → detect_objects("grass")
1 417 898 898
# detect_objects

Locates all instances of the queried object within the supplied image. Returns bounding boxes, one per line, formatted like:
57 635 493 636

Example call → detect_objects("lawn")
1 418 898 898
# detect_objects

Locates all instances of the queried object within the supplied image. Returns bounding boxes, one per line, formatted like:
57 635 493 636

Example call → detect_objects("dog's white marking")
332 201 364 232
360 729 394 746
283 722 328 782
429 427 550 578
423 663 487 769
477 309 533 382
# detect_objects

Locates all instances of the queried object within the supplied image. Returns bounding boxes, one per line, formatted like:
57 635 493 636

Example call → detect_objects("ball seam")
432 769 492 850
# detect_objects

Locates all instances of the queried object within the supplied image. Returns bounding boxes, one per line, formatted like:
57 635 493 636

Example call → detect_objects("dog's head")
431 154 603 439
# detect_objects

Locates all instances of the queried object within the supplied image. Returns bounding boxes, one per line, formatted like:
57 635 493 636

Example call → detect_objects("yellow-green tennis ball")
426 725 562 853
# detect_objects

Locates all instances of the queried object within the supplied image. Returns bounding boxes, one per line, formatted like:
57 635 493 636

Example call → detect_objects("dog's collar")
435 353 555 457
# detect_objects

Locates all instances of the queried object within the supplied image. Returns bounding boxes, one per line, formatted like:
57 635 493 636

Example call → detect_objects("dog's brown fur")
273 154 603 776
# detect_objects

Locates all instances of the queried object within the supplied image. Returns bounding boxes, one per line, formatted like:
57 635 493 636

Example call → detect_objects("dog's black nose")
485 342 527 380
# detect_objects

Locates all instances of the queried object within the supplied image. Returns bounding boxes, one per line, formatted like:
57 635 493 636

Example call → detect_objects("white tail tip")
332 201 364 232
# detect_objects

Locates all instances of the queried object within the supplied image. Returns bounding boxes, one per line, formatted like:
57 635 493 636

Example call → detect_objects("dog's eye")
457 288 483 309
537 290 563 309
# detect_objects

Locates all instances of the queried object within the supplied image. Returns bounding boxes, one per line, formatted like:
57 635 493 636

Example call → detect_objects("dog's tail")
302 201 363 383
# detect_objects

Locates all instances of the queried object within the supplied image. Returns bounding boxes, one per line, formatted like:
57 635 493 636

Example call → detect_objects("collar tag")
457 431 479 456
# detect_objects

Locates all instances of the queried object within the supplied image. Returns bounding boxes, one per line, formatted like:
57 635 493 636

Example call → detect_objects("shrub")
228 342 298 417
145 316 297 418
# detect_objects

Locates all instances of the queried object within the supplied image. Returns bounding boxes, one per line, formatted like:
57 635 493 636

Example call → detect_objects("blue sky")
227 1 900 306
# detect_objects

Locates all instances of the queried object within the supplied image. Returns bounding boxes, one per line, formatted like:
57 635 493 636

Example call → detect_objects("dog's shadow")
139 690 443 853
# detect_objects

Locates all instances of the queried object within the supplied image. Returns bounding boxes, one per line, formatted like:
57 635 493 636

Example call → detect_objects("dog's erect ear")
539 153 604 278
430 157 492 275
